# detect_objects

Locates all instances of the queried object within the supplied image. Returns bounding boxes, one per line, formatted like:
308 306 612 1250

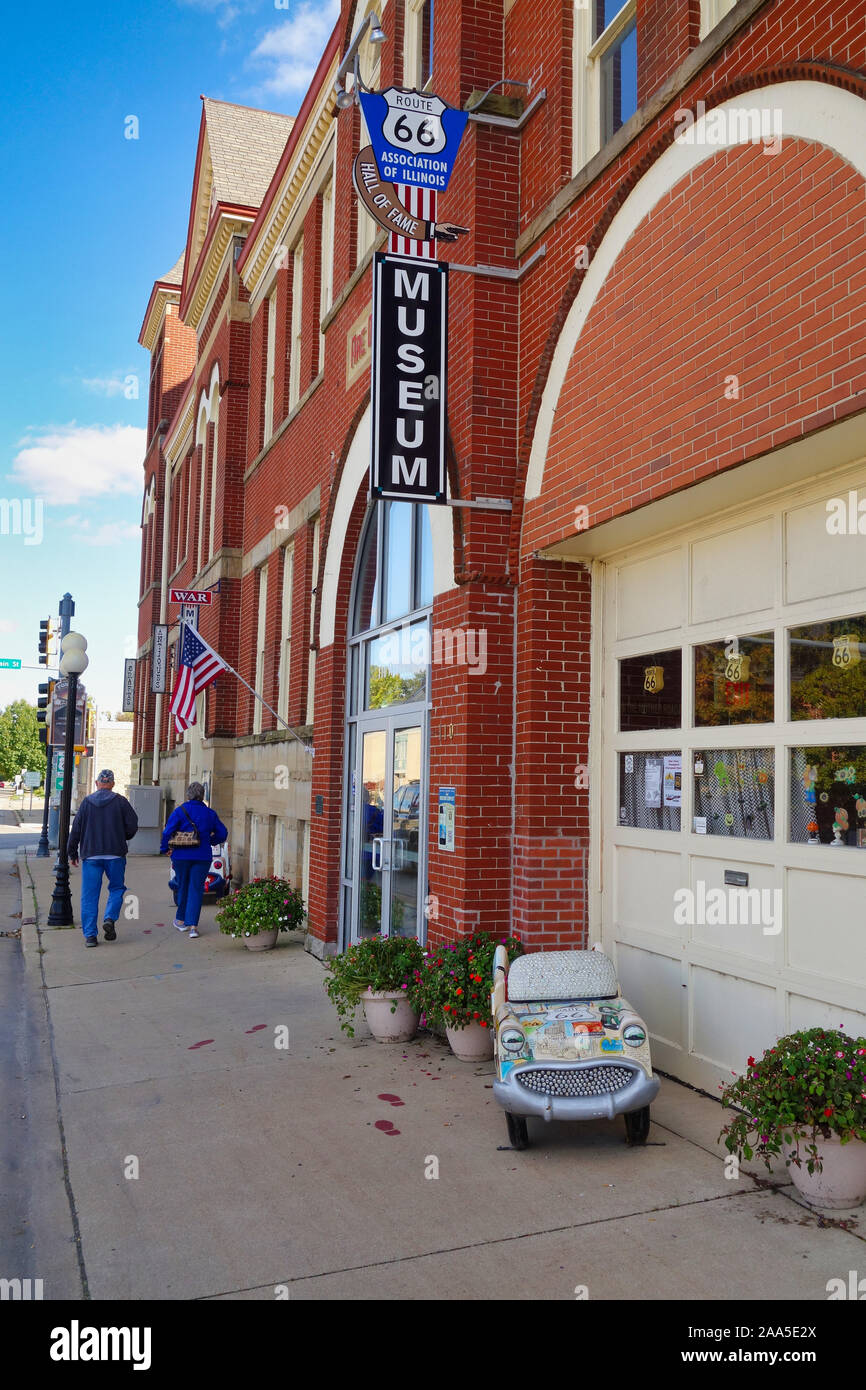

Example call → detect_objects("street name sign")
0 658 21 669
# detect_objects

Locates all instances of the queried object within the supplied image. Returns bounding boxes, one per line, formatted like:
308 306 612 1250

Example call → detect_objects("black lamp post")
47 634 88 927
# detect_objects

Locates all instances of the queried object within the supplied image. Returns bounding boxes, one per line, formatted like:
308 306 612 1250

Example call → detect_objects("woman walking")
159 782 228 938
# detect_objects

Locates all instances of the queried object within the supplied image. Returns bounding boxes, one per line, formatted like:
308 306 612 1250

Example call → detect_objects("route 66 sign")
383 90 447 154
724 652 750 682
644 665 664 694
832 634 861 669
358 87 469 191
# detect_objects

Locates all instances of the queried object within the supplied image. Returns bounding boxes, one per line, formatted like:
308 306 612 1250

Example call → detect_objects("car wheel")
624 1105 651 1145
506 1112 530 1151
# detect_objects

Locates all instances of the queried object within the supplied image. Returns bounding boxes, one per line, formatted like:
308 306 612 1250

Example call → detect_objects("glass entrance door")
353 717 424 942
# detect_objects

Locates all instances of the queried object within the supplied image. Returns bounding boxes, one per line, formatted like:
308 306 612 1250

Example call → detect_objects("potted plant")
416 933 524 1061
325 935 424 1041
720 1028 866 1209
216 876 305 951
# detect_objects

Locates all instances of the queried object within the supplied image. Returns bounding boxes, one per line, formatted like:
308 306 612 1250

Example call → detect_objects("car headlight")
500 1027 526 1053
623 1024 646 1047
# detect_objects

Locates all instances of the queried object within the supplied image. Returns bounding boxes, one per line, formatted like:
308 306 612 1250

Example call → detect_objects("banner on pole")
122 659 136 712
151 625 168 693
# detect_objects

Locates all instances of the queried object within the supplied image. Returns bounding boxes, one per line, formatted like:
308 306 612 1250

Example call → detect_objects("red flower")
824 1107 833 1117
479 1020 488 1028
747 1057 756 1067
456 988 463 995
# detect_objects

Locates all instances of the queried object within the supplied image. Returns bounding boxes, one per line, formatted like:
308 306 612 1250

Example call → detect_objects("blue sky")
0 0 338 713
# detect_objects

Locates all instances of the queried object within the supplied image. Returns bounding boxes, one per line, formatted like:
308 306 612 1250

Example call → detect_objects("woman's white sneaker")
188 928 200 938
174 920 187 932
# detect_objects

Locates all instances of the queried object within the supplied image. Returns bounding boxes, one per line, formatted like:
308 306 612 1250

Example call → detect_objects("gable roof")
181 97 295 325
160 252 185 287
202 98 295 208
139 250 186 349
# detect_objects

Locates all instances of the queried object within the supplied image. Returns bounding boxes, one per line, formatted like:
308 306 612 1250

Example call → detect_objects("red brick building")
134 0 866 1093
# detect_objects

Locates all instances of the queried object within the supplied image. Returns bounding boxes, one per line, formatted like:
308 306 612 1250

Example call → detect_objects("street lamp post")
47 633 88 927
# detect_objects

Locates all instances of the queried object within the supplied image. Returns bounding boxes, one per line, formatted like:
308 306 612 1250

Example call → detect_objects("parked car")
168 841 232 906
491 945 659 1150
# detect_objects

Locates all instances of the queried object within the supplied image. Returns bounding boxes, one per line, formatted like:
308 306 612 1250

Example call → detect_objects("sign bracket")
446 498 512 511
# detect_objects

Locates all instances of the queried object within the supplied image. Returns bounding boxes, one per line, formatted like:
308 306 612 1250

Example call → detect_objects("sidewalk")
17 851 865 1301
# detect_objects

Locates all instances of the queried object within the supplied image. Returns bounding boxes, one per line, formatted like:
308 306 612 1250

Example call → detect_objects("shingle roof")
160 252 185 286
202 98 295 208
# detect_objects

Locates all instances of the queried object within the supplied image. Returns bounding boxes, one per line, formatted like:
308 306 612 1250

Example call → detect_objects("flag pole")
222 659 314 757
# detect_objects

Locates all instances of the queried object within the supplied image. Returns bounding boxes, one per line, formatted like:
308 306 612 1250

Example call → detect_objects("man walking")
68 769 138 946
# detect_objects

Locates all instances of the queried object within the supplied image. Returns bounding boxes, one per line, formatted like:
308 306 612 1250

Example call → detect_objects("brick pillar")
636 0 701 106
513 557 592 951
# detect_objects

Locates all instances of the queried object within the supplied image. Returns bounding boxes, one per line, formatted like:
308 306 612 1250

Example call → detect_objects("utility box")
126 784 164 855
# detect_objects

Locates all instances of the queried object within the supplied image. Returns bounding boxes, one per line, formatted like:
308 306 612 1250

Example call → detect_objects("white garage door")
595 460 866 1094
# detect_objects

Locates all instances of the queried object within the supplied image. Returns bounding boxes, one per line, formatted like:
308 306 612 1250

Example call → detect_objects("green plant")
720 1028 866 1175
216 876 305 939
358 880 405 934
324 935 424 1036
416 933 524 1032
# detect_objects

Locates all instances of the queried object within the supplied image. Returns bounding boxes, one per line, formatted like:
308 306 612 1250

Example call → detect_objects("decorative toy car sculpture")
491 945 659 1150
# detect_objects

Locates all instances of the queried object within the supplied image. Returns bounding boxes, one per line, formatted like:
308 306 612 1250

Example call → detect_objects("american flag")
169 625 227 732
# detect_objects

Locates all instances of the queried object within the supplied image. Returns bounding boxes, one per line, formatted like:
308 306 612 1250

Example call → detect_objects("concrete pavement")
8 849 865 1301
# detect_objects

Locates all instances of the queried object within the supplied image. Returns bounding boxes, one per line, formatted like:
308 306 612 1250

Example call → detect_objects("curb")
17 848 44 968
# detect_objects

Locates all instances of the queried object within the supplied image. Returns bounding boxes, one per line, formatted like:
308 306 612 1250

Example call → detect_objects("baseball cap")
97 769 115 782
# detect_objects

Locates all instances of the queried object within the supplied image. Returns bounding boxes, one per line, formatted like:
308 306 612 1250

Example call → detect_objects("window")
694 633 774 726
790 618 866 722
277 543 294 723
319 175 334 371
264 286 277 444
348 502 433 713
618 751 682 831
693 748 774 839
305 519 320 725
699 0 737 41
404 0 433 90
619 649 682 730
208 409 219 560
573 0 638 171
791 746 866 847
253 563 268 735
289 240 304 411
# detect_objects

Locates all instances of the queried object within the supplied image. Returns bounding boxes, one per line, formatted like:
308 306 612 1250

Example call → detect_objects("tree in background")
0 701 47 781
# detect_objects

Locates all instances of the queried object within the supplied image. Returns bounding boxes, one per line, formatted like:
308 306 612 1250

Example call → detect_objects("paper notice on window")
694 816 707 835
644 758 662 808
663 755 682 808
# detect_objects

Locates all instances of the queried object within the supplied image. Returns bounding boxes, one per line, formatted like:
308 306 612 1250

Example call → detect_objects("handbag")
167 805 201 850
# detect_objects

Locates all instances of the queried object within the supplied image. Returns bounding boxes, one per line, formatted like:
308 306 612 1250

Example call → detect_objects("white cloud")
250 0 340 97
10 424 146 505
80 522 141 548
80 374 139 399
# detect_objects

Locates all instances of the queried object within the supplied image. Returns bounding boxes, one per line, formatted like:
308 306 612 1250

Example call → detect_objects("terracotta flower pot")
242 927 279 952
446 1021 494 1062
785 1133 866 1209
362 989 419 1042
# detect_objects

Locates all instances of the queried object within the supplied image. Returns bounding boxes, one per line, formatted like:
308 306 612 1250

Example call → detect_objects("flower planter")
363 989 419 1043
242 927 279 952
785 1134 866 1210
446 1021 494 1062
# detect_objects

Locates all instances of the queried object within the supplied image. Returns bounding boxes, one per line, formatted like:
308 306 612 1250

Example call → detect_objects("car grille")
516 1065 634 1098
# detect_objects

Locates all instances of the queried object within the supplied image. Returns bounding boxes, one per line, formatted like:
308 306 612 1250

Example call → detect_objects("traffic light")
37 679 54 743
38 618 60 666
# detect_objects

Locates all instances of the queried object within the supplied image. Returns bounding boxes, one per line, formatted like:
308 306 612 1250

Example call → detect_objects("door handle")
372 836 383 871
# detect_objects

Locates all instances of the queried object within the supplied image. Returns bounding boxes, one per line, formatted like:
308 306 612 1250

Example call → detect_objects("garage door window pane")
790 618 866 721
619 649 681 731
619 751 681 831
791 746 866 846
692 748 774 839
694 633 774 726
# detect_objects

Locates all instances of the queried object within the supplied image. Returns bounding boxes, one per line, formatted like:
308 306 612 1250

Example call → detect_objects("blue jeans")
173 859 209 928
81 858 127 939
